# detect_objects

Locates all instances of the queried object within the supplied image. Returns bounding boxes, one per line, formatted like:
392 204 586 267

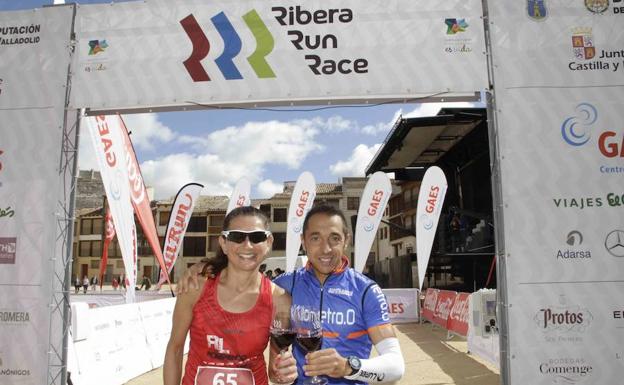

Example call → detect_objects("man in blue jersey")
181 205 405 384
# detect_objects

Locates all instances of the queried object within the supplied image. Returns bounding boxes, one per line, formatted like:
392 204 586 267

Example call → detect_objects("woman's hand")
269 350 298 384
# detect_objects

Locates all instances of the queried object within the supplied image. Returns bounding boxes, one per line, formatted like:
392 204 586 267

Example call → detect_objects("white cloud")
121 113 175 151
330 143 382 177
257 179 284 198
361 109 402 136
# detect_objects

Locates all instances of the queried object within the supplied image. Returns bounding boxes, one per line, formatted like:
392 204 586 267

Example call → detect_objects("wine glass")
270 293 296 355
292 307 327 385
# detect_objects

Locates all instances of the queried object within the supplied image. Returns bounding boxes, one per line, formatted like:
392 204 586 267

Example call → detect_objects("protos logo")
180 10 275 82
561 103 624 158
534 306 593 332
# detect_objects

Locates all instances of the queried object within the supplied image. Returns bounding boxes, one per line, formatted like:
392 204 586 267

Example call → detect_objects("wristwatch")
346 356 362 376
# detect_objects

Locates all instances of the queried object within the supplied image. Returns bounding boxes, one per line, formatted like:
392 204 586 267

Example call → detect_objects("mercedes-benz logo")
605 230 624 257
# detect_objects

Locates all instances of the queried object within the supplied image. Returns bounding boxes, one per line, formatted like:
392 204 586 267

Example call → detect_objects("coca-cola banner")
446 292 470 336
354 171 391 273
431 290 457 329
226 178 251 215
158 183 203 286
421 288 439 323
286 172 316 272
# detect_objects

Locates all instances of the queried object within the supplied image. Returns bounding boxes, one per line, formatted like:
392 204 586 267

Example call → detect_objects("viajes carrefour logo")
180 10 275 82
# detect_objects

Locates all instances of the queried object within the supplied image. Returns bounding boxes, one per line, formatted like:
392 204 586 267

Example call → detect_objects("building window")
208 235 220 252
210 215 224 227
90 260 100 269
159 211 171 226
183 236 206 257
273 208 287 222
273 232 286 251
108 240 121 258
80 219 93 235
79 241 90 257
259 204 271 218
92 219 103 235
347 197 360 211
187 216 207 232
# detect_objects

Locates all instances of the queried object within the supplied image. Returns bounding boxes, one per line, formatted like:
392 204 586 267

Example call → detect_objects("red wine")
297 335 322 352
271 331 296 350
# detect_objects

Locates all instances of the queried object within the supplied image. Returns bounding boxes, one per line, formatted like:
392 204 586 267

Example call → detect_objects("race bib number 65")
195 366 255 385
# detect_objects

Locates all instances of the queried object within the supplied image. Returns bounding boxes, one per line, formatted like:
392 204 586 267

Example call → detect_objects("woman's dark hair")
302 204 350 238
201 206 270 276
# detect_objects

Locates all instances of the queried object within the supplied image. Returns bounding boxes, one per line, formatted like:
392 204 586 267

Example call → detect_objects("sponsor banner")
73 303 152 385
489 2 624 88
158 182 203 286
286 172 316 272
431 289 457 329
421 288 439 323
226 178 251 215
119 116 172 287
415 166 448 289
354 171 391 273
0 296 49 384
382 288 419 323
69 0 487 111
99 206 115 287
0 6 74 109
86 115 138 303
447 292 470 336
137 297 176 367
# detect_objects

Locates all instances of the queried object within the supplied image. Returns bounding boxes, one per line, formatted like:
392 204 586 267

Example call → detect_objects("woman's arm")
163 280 204 385
268 284 298 384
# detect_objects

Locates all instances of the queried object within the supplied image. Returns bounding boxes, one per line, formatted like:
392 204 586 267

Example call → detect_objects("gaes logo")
585 0 609 14
561 102 624 158
571 28 595 60
604 229 624 257
180 10 275 82
88 39 108 55
444 18 468 35
527 0 548 20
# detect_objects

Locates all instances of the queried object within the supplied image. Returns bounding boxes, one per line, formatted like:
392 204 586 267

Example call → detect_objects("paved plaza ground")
125 322 500 385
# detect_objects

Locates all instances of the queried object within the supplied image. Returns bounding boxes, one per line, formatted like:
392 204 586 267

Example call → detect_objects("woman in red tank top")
164 207 298 385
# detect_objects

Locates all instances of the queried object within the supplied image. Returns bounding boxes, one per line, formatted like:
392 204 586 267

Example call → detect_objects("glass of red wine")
270 293 296 355
293 308 327 385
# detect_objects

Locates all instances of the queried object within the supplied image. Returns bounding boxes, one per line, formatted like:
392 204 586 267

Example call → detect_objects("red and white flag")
86 115 137 303
158 183 203 287
98 206 116 289
354 172 391 273
118 115 173 288
416 166 447 290
286 172 316 271
226 178 251 214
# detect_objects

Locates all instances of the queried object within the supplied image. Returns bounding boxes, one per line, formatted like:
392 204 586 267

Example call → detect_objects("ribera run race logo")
180 9 275 81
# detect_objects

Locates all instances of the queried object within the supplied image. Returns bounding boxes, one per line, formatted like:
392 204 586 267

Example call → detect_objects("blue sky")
2 0 478 199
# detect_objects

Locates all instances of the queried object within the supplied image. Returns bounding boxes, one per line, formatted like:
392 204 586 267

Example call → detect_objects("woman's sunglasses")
221 230 271 244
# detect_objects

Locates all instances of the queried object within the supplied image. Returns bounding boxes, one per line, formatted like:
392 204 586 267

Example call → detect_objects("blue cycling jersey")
273 258 390 385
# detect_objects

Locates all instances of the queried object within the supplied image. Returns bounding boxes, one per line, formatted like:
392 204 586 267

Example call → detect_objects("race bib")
195 366 255 385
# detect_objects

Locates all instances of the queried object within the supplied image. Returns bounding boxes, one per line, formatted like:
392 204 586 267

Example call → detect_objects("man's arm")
175 261 213 293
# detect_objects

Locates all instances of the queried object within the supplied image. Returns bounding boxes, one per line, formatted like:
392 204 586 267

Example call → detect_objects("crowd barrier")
65 288 419 384
421 288 499 368
67 297 183 385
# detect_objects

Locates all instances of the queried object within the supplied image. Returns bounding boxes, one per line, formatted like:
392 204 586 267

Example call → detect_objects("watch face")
349 356 361 370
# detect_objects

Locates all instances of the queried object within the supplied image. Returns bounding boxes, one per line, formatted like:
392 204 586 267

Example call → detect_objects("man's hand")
270 350 298 384
175 262 210 294
303 348 350 378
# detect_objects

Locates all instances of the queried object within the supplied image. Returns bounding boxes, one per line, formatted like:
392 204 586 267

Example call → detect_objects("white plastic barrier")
382 288 419 323
467 289 499 368
67 297 181 385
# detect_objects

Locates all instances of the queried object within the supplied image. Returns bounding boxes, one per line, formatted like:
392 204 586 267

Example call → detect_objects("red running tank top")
182 272 273 385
